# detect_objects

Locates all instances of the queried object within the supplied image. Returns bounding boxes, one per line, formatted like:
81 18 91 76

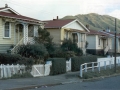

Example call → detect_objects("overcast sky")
0 0 120 20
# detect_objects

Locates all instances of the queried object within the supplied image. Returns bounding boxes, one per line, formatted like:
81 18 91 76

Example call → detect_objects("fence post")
98 62 100 73
3 64 7 78
80 65 83 77
1 64 3 78
104 61 106 70
92 62 94 72
7 64 11 77
12 64 15 75
85 63 87 72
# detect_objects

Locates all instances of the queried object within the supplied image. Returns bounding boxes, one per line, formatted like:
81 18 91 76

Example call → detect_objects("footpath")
0 71 82 90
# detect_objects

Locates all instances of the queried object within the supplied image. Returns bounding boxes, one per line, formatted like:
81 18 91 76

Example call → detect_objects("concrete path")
0 71 81 90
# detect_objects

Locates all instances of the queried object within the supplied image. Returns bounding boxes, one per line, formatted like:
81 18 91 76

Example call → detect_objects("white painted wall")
96 35 103 49
63 21 85 31
87 35 96 49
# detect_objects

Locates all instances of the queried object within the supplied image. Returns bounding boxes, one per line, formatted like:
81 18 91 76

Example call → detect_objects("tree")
61 39 83 56
17 44 48 64
35 27 55 57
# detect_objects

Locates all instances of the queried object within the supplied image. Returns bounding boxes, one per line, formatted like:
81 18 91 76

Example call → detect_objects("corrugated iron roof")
43 19 75 28
0 12 40 23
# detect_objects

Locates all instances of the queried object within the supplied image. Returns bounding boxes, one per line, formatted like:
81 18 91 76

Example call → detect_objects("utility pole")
114 18 117 73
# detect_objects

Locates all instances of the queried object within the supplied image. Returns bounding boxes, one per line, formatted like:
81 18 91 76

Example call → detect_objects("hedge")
0 53 33 65
49 58 66 75
71 55 98 71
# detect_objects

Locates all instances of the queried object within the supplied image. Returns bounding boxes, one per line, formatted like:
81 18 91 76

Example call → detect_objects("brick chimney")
86 25 89 29
5 4 8 8
57 16 59 19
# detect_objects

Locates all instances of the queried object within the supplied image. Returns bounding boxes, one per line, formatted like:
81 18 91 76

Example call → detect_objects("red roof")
0 7 6 10
0 11 40 23
88 29 110 36
44 19 75 28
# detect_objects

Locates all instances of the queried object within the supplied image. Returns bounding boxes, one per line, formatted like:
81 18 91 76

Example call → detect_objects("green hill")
62 13 120 33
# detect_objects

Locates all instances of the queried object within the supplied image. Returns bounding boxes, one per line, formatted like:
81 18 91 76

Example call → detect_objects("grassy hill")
62 13 120 33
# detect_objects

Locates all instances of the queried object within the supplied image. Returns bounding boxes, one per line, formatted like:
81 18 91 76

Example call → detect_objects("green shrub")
0 53 34 72
61 39 83 56
71 55 98 71
50 58 66 75
0 53 22 64
17 44 48 64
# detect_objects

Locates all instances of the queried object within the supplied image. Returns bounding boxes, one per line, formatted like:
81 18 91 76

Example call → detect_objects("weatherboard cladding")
44 19 75 28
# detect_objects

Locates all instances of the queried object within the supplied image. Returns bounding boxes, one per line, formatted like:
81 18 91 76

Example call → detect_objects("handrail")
104 45 109 55
11 38 24 54
80 58 117 77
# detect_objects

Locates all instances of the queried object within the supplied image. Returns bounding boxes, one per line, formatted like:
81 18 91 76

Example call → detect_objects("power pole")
114 18 117 73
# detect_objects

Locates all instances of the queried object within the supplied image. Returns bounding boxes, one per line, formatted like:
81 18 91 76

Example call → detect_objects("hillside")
62 13 120 32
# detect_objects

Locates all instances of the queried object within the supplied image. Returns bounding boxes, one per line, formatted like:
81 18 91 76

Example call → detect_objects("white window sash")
3 22 11 38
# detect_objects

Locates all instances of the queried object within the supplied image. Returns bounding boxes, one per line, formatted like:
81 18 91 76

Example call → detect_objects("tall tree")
35 27 55 57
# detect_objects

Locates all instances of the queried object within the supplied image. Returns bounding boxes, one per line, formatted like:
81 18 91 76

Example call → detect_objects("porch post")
23 23 28 45
77 33 80 47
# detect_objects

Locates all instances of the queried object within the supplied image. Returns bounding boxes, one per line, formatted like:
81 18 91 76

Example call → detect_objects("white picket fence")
0 64 25 79
0 59 72 78
31 59 72 77
80 57 120 77
31 64 51 77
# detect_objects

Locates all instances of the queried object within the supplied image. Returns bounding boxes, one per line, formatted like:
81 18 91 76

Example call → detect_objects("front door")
15 24 23 44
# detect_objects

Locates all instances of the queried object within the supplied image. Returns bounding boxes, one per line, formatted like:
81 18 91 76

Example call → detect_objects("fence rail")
80 57 120 77
0 64 25 79
0 59 72 78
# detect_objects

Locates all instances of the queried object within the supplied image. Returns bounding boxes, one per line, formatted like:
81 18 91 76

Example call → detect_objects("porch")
11 23 39 54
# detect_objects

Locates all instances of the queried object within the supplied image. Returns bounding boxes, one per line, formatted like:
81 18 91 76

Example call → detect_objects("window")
4 22 10 38
72 33 78 43
98 38 101 45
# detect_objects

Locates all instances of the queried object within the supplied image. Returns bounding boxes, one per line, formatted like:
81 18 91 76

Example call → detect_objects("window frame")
98 38 101 46
3 22 11 38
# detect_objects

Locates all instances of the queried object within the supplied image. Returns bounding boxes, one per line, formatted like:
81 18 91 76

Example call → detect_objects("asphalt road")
31 75 120 90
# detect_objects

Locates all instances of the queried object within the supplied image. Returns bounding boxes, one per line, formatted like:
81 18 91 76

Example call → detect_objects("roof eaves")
0 7 20 15
0 15 40 23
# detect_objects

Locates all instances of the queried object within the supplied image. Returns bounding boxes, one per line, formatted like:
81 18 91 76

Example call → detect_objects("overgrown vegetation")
48 58 66 75
0 53 34 72
71 55 98 71
34 27 55 58
81 66 120 79
17 44 48 64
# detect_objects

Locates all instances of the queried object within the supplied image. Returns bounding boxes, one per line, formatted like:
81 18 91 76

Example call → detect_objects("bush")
50 47 76 60
71 55 98 71
61 39 83 56
50 58 66 75
17 44 48 64
0 53 22 64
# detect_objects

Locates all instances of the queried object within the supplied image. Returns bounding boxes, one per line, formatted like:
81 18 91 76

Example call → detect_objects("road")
31 75 120 90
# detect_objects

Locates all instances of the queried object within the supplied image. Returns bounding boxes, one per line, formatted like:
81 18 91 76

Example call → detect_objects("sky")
0 0 120 20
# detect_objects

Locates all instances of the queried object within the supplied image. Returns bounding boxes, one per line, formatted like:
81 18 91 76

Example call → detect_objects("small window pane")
4 22 10 37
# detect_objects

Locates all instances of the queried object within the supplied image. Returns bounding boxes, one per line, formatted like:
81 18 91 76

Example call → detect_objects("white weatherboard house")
44 17 90 54
99 30 120 54
0 4 43 53
86 29 113 55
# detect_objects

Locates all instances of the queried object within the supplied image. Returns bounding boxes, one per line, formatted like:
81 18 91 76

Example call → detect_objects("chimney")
57 16 59 19
5 4 8 8
86 25 89 29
